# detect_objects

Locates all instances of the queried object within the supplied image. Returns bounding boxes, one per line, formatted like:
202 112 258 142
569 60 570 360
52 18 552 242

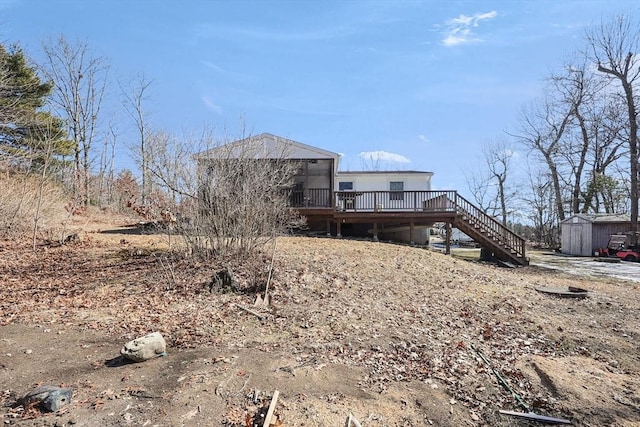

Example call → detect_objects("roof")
195 133 340 160
561 213 633 224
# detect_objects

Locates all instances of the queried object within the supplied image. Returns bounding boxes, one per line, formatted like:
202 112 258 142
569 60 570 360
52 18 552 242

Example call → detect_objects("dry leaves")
2 234 640 425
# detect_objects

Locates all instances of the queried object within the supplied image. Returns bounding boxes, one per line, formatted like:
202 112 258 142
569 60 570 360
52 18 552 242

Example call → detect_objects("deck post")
326 219 331 237
372 222 379 242
409 222 415 246
337 220 342 238
445 222 451 255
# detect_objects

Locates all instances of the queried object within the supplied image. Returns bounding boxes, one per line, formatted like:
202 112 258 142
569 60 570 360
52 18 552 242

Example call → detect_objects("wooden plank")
263 390 280 427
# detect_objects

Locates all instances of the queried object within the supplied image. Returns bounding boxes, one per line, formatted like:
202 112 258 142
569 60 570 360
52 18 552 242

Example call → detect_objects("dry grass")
0 172 70 240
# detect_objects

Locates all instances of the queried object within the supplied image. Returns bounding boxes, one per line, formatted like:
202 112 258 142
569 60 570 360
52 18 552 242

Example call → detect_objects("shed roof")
561 213 633 224
195 133 339 160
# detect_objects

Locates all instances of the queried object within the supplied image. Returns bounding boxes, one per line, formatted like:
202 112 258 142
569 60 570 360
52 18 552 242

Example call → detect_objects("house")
195 133 339 209
561 213 638 256
196 133 434 209
195 133 528 265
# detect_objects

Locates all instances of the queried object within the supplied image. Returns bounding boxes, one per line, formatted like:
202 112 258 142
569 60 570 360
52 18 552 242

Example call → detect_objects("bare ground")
1 212 640 426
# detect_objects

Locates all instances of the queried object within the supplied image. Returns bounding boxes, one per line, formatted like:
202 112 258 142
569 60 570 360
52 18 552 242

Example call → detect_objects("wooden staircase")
450 193 528 266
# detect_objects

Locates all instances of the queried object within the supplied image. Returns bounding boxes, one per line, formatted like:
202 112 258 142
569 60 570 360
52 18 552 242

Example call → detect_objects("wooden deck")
294 190 528 266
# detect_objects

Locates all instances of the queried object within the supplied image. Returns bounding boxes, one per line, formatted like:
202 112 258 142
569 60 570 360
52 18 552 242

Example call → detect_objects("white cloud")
201 96 222 114
359 150 411 164
418 134 429 142
442 11 498 47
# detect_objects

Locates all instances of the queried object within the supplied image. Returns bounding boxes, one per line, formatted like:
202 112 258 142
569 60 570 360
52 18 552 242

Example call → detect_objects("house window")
390 181 404 201
339 181 353 191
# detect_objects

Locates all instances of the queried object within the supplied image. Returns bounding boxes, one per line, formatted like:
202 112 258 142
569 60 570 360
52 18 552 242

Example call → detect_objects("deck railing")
289 188 332 207
453 193 526 260
333 190 458 212
329 190 526 262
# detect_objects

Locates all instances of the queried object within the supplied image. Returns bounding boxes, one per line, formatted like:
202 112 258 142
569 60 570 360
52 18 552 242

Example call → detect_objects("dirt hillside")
1 212 639 426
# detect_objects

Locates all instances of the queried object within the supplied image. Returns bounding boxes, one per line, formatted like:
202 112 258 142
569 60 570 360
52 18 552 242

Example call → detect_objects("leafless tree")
548 57 605 215
144 130 303 257
465 168 494 214
482 139 516 226
41 37 109 205
121 75 152 205
522 167 560 248
96 120 118 206
581 95 627 213
586 15 640 241
514 93 573 222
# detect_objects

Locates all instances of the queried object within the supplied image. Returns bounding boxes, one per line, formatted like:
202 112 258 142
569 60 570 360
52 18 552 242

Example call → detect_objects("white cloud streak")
442 11 497 47
201 96 222 114
359 150 411 164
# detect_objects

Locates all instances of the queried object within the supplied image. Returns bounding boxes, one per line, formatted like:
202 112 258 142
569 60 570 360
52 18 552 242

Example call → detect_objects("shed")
561 213 636 256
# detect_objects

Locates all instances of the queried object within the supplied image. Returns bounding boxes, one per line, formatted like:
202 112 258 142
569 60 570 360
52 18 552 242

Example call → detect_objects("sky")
1 0 638 197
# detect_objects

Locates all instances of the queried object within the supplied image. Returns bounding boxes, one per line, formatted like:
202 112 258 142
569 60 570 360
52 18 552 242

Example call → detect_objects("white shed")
561 214 636 256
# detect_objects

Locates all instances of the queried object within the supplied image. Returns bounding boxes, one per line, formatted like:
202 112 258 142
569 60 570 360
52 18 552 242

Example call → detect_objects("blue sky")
1 0 637 196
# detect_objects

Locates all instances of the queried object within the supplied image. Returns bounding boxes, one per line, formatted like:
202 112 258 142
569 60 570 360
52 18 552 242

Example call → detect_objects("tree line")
0 36 298 256
466 15 640 248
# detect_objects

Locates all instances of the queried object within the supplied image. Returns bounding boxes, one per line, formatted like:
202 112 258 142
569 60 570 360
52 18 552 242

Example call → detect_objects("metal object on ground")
472 345 572 425
21 385 73 412
499 410 572 424
535 286 588 298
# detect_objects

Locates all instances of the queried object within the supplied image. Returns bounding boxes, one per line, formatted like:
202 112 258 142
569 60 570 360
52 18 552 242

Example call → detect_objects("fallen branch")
232 303 265 321
346 413 362 427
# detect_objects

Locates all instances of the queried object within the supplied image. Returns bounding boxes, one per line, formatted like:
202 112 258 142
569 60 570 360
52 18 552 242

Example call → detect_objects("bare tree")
586 15 640 241
144 130 303 257
514 93 573 222
96 119 118 206
581 95 627 213
548 57 605 215
465 168 494 214
523 167 560 248
121 75 152 205
482 139 516 226
41 37 109 205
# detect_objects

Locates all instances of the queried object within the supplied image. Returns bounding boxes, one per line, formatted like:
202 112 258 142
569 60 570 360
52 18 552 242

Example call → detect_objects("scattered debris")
498 409 572 424
256 239 277 307
535 286 588 298
63 233 80 245
593 257 621 263
20 385 73 412
472 345 572 425
209 267 238 293
497 260 515 268
120 332 167 362
233 303 266 321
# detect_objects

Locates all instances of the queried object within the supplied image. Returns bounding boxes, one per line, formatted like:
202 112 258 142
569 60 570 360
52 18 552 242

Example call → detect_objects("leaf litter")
1 226 640 426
